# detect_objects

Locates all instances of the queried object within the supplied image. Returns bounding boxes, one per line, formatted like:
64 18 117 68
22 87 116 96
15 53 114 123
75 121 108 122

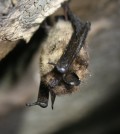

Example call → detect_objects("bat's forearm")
56 3 90 74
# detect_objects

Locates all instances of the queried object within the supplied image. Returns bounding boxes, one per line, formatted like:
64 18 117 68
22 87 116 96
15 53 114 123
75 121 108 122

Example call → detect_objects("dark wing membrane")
56 5 91 74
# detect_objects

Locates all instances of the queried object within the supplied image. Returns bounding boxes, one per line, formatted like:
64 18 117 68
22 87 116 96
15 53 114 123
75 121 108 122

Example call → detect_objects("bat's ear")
63 72 81 86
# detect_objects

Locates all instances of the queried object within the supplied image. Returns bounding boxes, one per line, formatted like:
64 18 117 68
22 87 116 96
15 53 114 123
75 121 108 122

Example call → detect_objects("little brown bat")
26 2 91 109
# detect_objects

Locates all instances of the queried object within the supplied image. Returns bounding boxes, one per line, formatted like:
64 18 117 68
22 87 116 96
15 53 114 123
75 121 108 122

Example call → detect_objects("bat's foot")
61 1 69 21
26 101 48 108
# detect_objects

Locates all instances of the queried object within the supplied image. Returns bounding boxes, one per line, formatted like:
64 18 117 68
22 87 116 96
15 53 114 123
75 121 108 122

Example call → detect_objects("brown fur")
39 20 73 76
40 19 89 95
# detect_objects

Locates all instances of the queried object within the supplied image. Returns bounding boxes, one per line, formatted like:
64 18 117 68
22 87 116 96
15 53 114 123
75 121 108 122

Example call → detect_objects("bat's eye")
63 72 81 86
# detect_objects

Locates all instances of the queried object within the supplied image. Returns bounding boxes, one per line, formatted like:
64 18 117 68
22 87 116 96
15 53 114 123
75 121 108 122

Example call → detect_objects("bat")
26 2 91 109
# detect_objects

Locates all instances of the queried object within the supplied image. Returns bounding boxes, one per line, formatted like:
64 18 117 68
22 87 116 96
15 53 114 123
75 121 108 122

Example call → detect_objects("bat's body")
40 20 90 94
26 2 90 108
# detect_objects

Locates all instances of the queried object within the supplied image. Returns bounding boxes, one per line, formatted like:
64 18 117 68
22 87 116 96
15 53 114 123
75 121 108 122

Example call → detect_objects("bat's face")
26 2 90 109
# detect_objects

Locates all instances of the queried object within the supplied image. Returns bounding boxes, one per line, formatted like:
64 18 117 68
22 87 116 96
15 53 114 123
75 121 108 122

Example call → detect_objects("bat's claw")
61 1 69 9
61 1 70 21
